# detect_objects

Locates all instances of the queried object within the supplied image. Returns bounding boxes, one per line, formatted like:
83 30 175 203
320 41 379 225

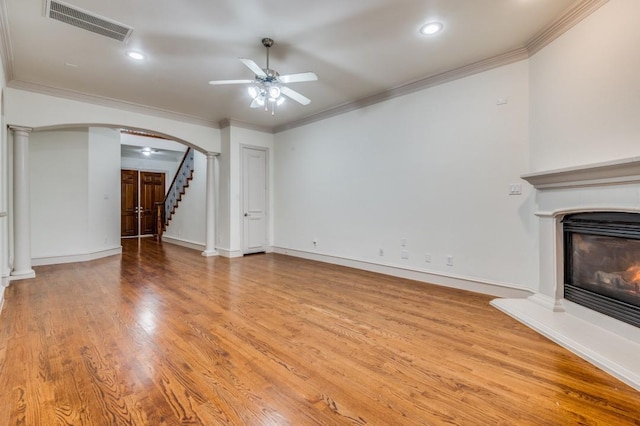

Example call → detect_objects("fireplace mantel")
492 156 640 392
521 156 640 189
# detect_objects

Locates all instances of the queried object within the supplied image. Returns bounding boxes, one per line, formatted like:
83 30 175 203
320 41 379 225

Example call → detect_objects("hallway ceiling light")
420 21 443 35
141 147 154 156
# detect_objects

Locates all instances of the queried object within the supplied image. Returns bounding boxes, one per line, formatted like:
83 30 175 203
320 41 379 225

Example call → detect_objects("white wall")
29 127 121 263
30 129 89 257
529 0 640 172
88 128 121 253
163 150 207 247
274 60 537 292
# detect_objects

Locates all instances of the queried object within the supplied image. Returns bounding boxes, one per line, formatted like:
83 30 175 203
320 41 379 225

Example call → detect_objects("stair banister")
164 147 195 228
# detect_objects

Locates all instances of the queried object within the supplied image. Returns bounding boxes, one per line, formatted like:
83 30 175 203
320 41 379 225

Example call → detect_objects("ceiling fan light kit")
209 37 317 116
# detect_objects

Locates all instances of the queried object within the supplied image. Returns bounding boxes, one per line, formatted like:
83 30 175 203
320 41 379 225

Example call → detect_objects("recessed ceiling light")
126 51 146 60
420 21 443 36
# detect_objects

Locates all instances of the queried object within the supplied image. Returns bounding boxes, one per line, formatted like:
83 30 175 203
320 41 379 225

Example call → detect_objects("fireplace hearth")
563 212 640 328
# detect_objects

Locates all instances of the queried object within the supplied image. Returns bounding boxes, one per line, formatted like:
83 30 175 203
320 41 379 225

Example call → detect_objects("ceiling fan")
209 38 318 115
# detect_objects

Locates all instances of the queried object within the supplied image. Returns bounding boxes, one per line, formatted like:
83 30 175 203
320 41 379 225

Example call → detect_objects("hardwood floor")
0 238 638 425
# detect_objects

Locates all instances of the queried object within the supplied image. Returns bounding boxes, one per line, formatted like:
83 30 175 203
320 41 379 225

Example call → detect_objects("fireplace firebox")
563 212 640 328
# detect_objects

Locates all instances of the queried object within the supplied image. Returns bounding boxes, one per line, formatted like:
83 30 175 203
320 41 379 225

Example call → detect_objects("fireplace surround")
492 157 640 391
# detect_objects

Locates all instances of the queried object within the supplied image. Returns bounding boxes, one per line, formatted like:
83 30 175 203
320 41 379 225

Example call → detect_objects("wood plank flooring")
0 238 639 425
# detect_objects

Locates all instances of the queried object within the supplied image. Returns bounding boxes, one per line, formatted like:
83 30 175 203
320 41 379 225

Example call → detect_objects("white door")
242 146 268 254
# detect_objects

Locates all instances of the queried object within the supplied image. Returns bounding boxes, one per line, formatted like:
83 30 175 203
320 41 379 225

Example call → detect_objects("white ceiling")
2 0 579 131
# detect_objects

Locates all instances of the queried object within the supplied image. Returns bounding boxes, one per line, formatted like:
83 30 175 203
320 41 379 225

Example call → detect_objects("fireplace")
563 212 640 328
491 157 640 391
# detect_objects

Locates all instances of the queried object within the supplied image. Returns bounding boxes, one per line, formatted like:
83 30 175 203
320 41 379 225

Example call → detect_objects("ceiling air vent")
45 0 133 42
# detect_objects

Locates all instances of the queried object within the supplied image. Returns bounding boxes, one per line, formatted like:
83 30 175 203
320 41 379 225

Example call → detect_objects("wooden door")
140 171 165 235
121 169 138 237
242 147 268 254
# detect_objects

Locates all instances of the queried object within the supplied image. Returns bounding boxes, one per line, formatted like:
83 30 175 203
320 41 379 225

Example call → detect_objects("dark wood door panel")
121 169 138 237
140 172 165 235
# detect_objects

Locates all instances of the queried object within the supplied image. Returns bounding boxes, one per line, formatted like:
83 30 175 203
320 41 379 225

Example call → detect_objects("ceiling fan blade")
239 58 267 78
278 72 318 84
208 79 254 85
281 86 311 105
249 98 263 109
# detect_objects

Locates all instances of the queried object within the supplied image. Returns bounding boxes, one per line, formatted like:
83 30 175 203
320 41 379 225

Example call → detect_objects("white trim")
0 0 15 81
7 80 218 128
9 270 35 281
274 49 529 133
0 2 606 134
273 247 532 298
216 248 244 258
521 156 640 189
30 246 122 266
201 249 218 257
528 292 566 312
218 119 272 134
526 0 609 56
161 235 205 251
491 297 640 392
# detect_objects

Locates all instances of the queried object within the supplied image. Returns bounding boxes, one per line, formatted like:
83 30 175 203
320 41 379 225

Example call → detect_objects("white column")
202 152 219 257
10 126 35 279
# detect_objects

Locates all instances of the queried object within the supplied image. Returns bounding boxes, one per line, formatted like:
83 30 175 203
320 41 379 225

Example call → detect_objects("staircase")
163 147 194 230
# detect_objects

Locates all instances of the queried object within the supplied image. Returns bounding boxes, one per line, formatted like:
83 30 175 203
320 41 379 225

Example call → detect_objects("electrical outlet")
446 255 454 266
400 238 407 247
312 238 318 247
425 254 431 263
401 250 409 259
379 248 384 256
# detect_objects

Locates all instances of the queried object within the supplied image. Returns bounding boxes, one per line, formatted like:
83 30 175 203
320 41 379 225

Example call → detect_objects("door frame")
240 144 269 254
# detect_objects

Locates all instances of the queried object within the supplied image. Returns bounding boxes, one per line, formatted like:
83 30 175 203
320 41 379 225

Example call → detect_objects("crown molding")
275 0 609 134
7 80 218 128
0 0 610 135
274 47 529 134
0 0 14 81
218 118 273 134
526 0 609 56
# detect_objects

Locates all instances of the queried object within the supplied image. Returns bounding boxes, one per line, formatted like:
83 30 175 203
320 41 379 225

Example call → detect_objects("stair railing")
164 147 194 227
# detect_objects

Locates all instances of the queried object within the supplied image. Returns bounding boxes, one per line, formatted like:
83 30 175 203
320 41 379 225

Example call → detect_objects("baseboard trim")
491 297 640 392
216 248 244 258
272 247 532 298
161 236 205 251
31 247 122 266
